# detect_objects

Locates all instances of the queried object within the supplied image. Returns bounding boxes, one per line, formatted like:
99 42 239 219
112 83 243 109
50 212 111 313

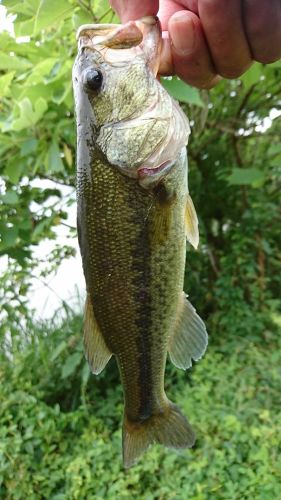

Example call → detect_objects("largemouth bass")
73 16 208 468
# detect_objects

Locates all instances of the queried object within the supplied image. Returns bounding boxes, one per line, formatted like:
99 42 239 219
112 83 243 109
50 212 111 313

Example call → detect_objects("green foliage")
161 77 204 107
182 65 281 339
0 312 280 498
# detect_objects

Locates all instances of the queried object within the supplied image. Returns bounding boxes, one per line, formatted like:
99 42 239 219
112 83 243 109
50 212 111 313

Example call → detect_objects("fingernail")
170 13 195 56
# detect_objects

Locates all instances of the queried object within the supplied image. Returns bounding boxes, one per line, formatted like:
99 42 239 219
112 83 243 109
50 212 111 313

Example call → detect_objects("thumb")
110 0 159 23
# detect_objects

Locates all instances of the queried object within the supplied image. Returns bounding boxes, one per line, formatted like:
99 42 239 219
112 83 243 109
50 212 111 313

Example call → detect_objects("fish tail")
122 401 195 468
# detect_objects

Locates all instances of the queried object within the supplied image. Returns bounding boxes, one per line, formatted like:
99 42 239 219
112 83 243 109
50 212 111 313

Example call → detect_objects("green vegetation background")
0 1 280 498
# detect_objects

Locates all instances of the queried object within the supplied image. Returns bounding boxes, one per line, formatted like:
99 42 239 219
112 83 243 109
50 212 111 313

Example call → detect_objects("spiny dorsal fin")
185 194 199 249
84 293 112 375
168 292 208 370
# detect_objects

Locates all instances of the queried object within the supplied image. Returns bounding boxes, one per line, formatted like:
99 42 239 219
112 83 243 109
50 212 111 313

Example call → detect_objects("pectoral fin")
185 194 199 249
168 293 208 370
84 293 112 375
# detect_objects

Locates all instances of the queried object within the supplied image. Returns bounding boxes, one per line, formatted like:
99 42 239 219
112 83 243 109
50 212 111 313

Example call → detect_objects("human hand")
110 0 281 89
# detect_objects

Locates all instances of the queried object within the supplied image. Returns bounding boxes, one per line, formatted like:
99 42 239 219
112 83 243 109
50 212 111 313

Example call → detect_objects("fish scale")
78 153 184 415
73 16 208 468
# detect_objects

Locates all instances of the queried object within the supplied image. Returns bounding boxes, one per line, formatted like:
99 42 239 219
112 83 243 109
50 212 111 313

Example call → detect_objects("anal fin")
168 292 208 370
185 194 199 249
84 293 112 375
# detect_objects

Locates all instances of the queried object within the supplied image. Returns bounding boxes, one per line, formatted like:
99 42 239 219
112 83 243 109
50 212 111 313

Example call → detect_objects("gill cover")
73 17 191 189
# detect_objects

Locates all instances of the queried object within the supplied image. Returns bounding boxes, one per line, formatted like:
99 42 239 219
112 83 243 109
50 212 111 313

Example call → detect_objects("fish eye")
84 68 103 91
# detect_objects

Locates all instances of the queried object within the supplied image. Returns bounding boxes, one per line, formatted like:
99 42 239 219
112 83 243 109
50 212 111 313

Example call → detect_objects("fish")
72 16 208 468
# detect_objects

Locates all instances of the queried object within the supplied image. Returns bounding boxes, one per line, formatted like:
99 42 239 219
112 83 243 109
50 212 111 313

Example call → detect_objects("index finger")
110 0 159 22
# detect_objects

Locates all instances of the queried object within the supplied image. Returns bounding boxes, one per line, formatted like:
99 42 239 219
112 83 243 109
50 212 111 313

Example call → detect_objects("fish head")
73 17 190 188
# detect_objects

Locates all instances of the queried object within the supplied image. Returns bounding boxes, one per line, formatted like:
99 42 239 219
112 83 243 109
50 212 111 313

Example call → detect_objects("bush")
0 313 280 499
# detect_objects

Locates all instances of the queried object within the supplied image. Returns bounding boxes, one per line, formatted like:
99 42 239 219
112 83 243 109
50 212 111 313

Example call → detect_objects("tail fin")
123 401 195 468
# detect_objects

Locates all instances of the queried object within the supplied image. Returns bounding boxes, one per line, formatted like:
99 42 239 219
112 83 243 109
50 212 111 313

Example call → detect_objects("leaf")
12 97 47 131
268 143 281 156
25 58 57 86
32 217 52 239
14 18 34 38
0 72 15 97
17 83 53 102
12 1 41 35
5 161 24 184
227 168 265 187
50 340 67 362
0 191 19 204
51 81 72 105
72 10 91 30
81 363 90 386
161 77 204 107
241 63 263 90
0 227 19 249
34 0 73 34
18 215 33 231
267 59 281 69
0 53 31 71
61 352 82 379
46 141 64 173
6 0 39 17
20 139 38 157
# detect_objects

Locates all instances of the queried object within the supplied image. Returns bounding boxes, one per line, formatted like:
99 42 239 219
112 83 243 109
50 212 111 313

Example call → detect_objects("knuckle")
253 51 281 65
198 75 220 89
183 74 219 90
219 68 243 79
218 63 251 79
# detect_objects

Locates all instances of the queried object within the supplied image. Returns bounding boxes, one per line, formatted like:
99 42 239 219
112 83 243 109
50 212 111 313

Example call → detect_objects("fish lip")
76 24 116 40
77 21 144 50
76 17 158 40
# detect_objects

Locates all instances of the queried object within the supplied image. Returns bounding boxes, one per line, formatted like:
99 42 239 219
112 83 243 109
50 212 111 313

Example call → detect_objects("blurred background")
0 1 280 498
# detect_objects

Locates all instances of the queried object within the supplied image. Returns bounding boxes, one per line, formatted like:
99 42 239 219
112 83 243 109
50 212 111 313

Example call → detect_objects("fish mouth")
77 21 143 49
77 16 158 41
76 17 161 75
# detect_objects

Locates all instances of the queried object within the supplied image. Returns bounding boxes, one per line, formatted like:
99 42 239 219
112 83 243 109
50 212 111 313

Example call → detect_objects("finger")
168 11 219 89
244 0 281 63
159 32 175 75
198 0 252 78
109 0 159 23
158 0 199 30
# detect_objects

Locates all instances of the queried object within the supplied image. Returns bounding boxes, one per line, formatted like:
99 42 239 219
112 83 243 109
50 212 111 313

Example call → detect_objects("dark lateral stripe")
129 191 153 421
